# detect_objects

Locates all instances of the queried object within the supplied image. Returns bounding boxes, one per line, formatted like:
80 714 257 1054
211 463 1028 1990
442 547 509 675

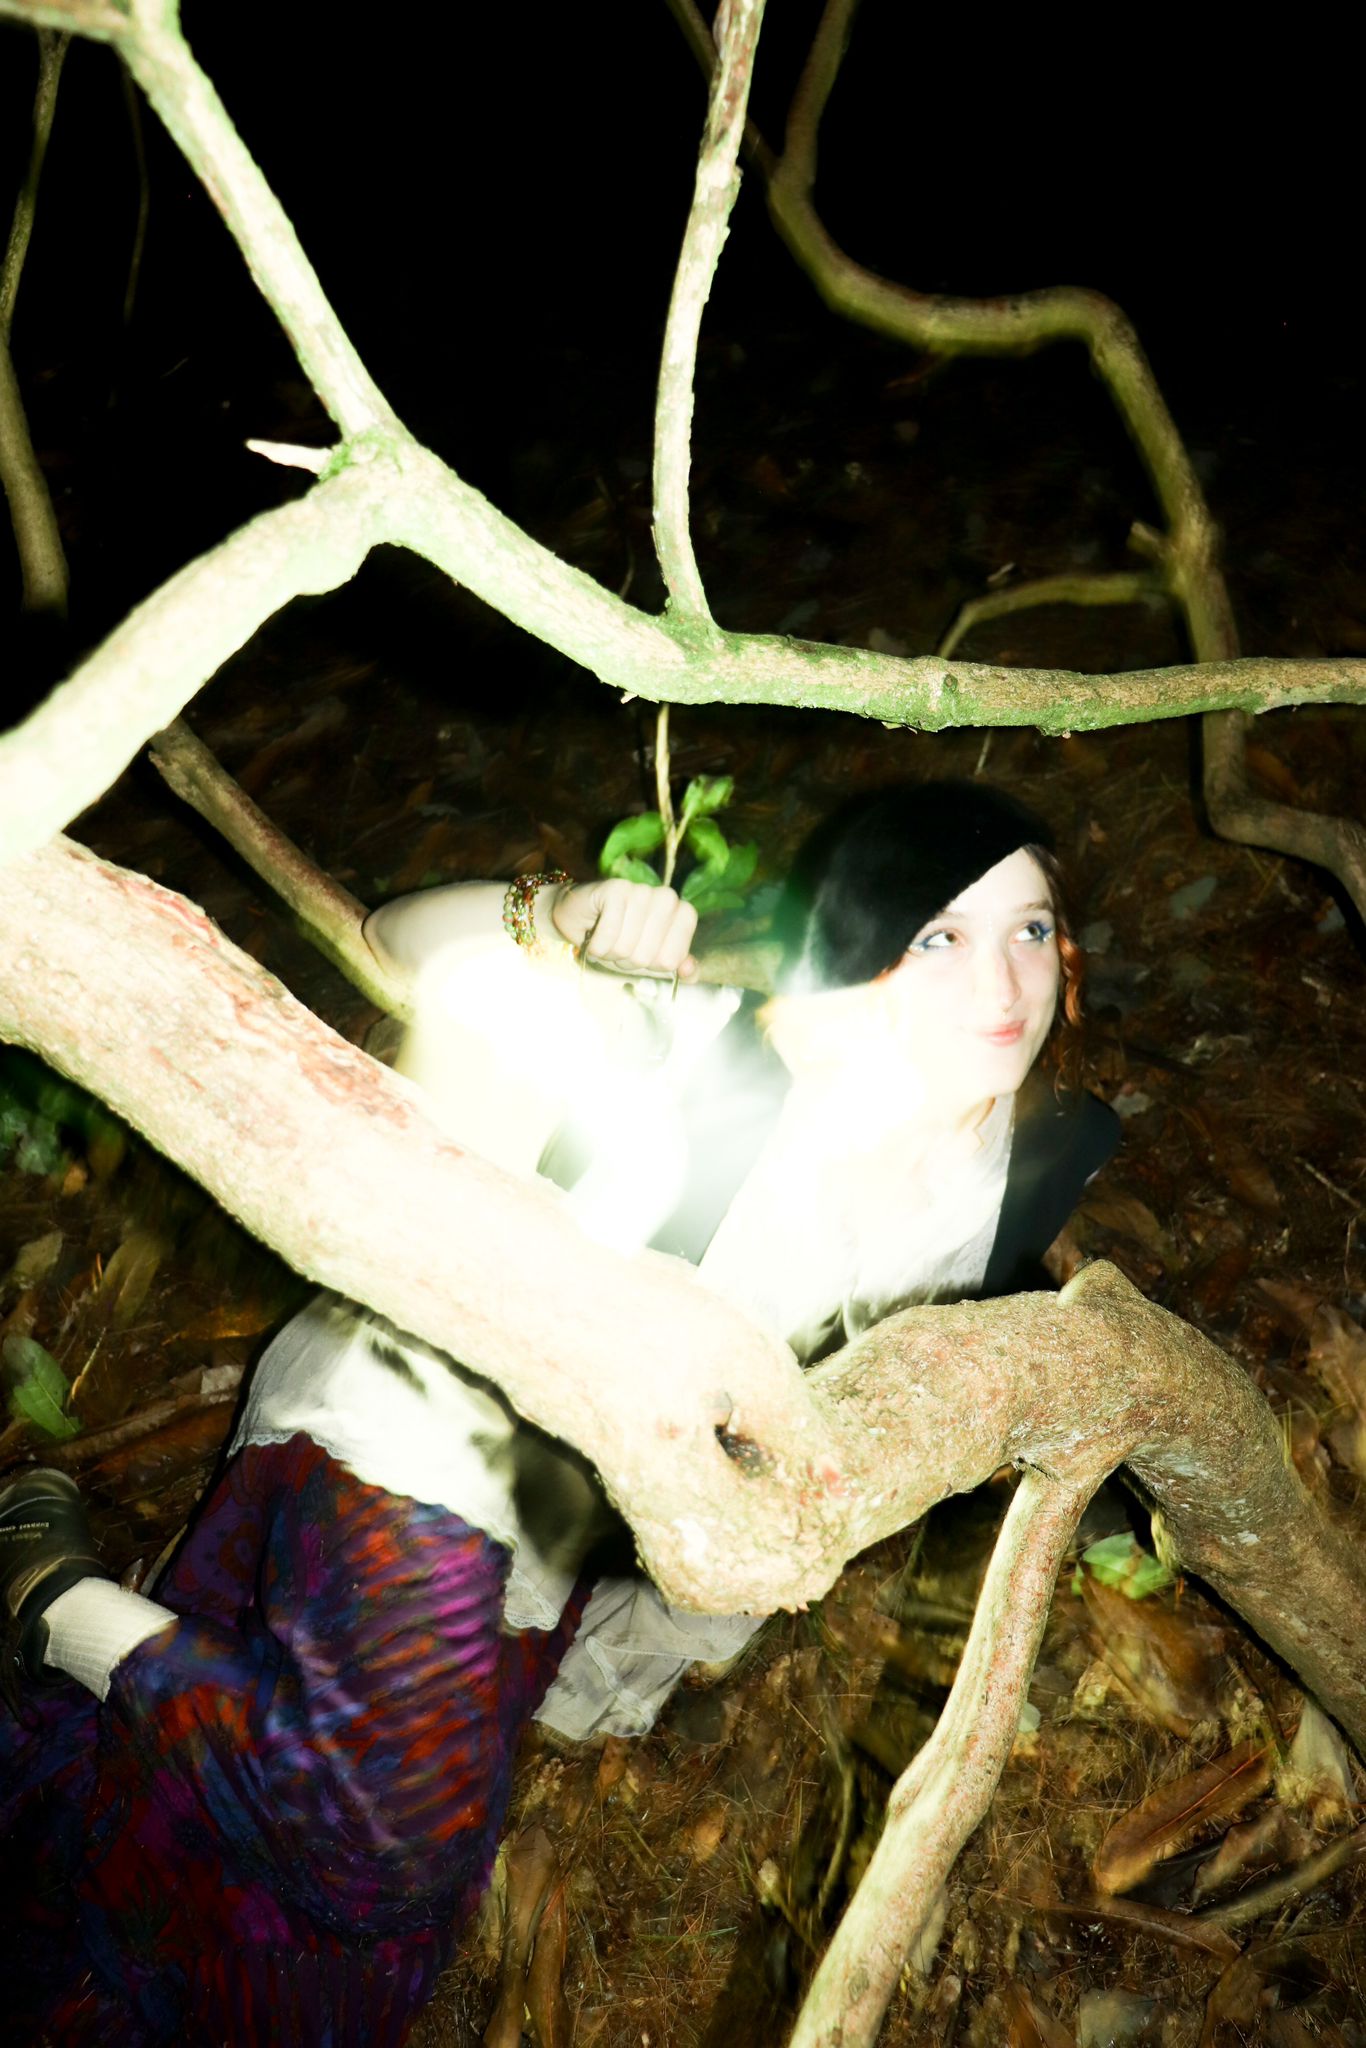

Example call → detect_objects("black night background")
1 5 1364 2042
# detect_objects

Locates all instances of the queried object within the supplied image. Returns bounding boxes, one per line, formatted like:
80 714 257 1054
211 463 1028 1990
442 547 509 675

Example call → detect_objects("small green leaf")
599 814 665 873
2 1334 80 1441
720 840 758 889
1081 1531 1174 1600
607 854 662 887
685 816 729 868
680 774 733 823
691 887 748 916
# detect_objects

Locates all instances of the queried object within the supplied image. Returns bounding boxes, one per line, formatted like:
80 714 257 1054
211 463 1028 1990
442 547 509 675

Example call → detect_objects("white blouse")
234 884 1016 1738
698 1085 1013 1361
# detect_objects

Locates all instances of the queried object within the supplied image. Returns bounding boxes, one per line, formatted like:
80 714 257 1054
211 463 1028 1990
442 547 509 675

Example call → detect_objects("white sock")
42 1578 177 1701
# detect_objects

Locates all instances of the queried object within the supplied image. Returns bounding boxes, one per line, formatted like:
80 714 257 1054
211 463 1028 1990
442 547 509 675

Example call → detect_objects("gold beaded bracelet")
502 870 571 956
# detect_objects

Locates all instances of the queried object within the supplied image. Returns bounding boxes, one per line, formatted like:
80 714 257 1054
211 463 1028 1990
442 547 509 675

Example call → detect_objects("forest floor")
2 322 1365 2048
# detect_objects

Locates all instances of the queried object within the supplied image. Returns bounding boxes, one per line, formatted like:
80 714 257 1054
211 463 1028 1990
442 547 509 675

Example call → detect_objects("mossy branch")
3 432 1363 863
667 0 1366 921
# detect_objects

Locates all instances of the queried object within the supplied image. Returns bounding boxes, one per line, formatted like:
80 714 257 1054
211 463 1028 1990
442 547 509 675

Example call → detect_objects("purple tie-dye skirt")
0 1432 585 2045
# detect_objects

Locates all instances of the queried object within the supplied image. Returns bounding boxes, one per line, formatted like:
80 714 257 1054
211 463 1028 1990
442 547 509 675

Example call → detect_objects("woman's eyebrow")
924 897 1053 923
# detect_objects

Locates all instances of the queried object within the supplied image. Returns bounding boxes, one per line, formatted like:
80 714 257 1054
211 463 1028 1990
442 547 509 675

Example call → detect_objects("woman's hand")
551 879 698 980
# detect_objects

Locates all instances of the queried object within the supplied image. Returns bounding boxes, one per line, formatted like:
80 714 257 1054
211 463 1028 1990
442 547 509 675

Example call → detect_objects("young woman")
0 781 1116 2046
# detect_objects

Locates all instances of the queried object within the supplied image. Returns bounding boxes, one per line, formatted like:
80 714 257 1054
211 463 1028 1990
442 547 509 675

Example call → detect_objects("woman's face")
880 846 1061 1110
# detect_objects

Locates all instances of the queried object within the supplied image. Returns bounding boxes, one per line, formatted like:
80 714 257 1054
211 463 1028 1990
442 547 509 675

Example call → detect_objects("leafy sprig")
599 774 758 918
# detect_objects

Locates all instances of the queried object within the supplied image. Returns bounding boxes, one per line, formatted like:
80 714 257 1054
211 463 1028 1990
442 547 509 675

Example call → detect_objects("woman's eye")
911 928 959 953
1016 919 1056 945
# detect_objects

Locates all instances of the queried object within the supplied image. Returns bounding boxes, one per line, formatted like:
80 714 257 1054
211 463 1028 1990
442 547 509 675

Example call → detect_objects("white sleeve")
363 881 592 1175
361 881 741 1201
363 881 513 979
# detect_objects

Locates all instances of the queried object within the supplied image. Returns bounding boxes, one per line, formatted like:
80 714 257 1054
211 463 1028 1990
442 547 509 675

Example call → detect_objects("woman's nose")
981 944 1020 1011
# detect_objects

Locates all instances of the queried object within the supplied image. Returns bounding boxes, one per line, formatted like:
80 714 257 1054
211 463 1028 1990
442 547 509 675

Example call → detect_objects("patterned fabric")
0 1434 585 2046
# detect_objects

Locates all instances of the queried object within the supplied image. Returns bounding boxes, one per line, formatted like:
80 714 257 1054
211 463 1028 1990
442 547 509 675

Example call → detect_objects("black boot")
0 1468 107 1712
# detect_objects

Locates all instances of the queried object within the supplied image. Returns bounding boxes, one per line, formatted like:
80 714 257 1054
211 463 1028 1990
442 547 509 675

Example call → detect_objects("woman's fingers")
548 881 603 950
553 880 697 976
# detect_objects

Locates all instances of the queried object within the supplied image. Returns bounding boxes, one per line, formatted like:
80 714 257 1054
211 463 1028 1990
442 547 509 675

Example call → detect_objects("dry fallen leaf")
1077 1190 1178 1272
1283 1405 1331 1492
687 1803 729 1864
1200 1954 1264 2043
390 819 464 894
594 1736 630 1799
1223 1153 1282 1218
1080 1570 1226 1735
1190 1803 1314 1905
1003 1982 1075 2047
177 1298 282 1342
1276 1699 1358 1826
1245 742 1304 805
1093 1739 1273 1895
1190 1109 1282 1218
1256 1278 1324 1333
94 1229 165 1331
1305 1307 1366 1477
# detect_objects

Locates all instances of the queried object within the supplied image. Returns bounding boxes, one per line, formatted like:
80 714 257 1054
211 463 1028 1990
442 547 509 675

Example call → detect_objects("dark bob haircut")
774 781 1057 995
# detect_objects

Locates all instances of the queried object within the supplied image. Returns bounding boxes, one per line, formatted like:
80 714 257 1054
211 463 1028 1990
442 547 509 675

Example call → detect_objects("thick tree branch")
795 1258 1366 2043
0 455 395 859
3 425 1364 861
820 1260 1366 1752
652 0 764 629
4 839 1366 2048
0 834 849 1614
1 840 1363 1724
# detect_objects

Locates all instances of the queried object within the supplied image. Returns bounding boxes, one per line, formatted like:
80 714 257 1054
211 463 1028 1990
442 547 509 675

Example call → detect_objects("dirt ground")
2 318 1365 2047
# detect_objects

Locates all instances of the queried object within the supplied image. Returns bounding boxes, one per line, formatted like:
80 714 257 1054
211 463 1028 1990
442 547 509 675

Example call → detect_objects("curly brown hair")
1027 843 1086 1094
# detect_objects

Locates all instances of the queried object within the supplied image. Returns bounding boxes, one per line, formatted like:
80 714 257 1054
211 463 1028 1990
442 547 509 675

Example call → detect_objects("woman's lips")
981 1021 1026 1046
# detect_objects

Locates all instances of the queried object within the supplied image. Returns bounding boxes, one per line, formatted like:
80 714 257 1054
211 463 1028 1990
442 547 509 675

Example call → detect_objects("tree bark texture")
2 840 1364 1745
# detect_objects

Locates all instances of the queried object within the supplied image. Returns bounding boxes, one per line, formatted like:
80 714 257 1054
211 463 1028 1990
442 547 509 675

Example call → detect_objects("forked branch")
668 0 1366 922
